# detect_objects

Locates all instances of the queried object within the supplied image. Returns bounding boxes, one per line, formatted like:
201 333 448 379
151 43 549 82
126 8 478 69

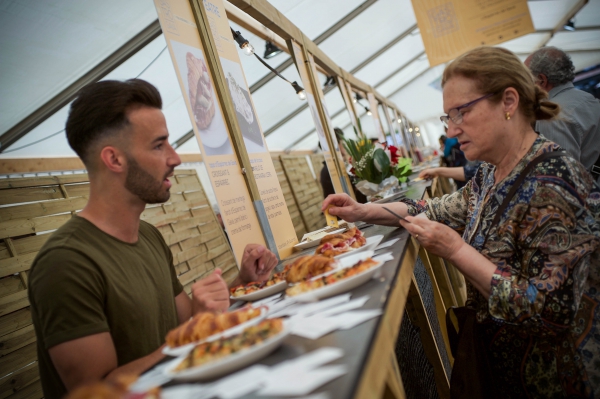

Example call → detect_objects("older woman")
322 47 599 398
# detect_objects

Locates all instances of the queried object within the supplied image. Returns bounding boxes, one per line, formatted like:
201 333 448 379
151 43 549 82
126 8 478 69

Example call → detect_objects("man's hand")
238 244 278 284
321 194 367 222
191 269 230 313
419 168 438 180
399 215 464 260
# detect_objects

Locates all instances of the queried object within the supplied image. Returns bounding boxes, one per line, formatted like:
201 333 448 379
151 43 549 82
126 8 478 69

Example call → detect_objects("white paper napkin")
375 238 400 250
328 309 383 330
373 251 395 263
258 365 347 396
254 292 283 307
209 365 269 399
289 315 341 339
311 296 370 317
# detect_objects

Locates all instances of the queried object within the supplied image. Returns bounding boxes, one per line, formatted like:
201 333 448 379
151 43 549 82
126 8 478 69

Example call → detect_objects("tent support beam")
0 20 162 153
247 0 377 93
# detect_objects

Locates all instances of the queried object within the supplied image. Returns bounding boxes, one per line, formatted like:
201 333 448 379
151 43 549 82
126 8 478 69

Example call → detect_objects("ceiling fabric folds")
1 0 599 157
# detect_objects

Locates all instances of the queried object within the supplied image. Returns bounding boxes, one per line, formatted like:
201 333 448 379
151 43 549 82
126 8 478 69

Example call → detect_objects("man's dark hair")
528 46 575 86
66 79 162 165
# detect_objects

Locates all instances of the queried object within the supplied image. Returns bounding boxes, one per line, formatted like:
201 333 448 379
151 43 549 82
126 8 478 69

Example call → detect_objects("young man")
28 79 278 399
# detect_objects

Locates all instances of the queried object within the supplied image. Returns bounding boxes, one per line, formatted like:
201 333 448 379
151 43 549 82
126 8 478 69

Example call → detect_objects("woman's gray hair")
528 46 575 86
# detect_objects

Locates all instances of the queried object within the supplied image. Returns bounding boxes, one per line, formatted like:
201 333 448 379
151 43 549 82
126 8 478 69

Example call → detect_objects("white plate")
289 259 384 303
162 307 267 357
165 325 290 381
332 235 384 260
230 281 288 302
293 228 346 250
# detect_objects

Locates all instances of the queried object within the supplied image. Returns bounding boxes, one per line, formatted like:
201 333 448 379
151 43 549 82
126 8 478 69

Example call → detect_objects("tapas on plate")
163 306 266 357
166 318 289 381
314 227 366 257
286 256 384 302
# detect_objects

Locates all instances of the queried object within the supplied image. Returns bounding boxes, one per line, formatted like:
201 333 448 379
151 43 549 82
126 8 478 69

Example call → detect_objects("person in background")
323 47 599 398
418 160 483 186
434 130 470 188
319 127 367 203
525 46 600 174
28 79 278 398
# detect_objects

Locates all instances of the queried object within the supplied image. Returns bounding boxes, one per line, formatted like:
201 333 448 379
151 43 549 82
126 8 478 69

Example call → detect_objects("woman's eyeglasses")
440 92 496 128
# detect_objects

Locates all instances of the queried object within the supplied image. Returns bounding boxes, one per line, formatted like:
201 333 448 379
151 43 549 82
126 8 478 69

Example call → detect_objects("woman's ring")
415 234 419 239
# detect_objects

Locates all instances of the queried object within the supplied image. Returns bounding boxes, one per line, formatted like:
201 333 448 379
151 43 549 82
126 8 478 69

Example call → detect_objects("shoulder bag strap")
489 151 566 229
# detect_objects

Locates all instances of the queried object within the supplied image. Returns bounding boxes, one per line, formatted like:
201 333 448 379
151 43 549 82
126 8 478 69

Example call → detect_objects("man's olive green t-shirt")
28 216 183 399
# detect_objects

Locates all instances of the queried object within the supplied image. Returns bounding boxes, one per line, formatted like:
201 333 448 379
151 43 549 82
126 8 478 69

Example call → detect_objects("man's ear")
99 146 127 174
502 87 520 116
537 74 549 91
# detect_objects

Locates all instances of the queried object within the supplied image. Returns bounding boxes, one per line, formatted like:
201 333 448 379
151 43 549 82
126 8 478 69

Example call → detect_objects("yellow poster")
154 0 297 262
412 0 534 66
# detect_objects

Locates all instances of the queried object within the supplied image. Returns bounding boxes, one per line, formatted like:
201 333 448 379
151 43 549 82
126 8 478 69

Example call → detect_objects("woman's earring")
505 112 511 120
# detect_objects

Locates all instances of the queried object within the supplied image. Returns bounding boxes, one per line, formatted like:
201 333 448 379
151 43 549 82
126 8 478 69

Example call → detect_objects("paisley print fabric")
403 137 600 398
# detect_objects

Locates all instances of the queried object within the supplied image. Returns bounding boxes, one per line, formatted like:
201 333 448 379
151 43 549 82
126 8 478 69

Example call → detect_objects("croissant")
285 255 335 283
165 307 260 348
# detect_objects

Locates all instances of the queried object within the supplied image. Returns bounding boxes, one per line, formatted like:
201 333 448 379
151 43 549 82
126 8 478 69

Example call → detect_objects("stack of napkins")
160 348 347 398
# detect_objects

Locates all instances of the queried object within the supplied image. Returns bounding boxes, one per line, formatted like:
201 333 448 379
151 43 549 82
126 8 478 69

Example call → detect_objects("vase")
355 176 399 200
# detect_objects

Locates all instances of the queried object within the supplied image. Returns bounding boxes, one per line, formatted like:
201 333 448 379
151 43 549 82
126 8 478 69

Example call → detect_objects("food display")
285 255 337 284
315 227 367 257
166 307 262 348
286 258 379 297
173 319 284 372
229 269 288 298
186 52 215 130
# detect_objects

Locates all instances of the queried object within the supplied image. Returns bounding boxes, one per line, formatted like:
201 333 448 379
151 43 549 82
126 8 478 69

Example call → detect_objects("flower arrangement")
343 138 412 185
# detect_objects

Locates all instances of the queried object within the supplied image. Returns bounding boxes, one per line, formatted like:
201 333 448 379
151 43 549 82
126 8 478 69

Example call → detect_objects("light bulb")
242 43 255 56
415 127 420 131
353 99 357 103
409 128 413 132
297 90 307 101
416 133 421 137
398 119 402 123
367 110 372 116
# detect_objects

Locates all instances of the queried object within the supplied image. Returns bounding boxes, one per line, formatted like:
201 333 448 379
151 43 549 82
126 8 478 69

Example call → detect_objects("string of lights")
230 28 306 101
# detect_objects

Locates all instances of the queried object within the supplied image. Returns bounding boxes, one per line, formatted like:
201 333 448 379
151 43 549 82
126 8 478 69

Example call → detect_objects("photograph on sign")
220 57 266 154
170 39 233 155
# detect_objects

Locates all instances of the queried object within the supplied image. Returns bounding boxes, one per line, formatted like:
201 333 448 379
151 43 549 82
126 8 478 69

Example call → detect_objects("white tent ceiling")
1 0 599 158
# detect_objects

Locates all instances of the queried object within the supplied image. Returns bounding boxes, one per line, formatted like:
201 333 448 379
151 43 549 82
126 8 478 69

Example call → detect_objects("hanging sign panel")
412 0 534 66
290 41 345 195
155 0 297 261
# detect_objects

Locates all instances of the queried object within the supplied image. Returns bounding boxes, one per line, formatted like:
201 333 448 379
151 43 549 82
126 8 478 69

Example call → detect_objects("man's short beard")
124 155 171 204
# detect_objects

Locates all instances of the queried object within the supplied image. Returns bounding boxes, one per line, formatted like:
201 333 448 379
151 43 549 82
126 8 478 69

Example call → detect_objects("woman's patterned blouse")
403 136 600 397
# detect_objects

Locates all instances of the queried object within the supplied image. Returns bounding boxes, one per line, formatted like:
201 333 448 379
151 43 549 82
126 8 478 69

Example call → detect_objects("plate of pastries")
314 227 383 259
229 268 290 301
163 306 266 357
165 318 289 381
286 251 384 302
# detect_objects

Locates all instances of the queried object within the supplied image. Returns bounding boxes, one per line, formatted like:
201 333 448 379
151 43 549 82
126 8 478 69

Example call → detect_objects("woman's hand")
321 193 368 222
419 168 438 180
399 215 465 260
